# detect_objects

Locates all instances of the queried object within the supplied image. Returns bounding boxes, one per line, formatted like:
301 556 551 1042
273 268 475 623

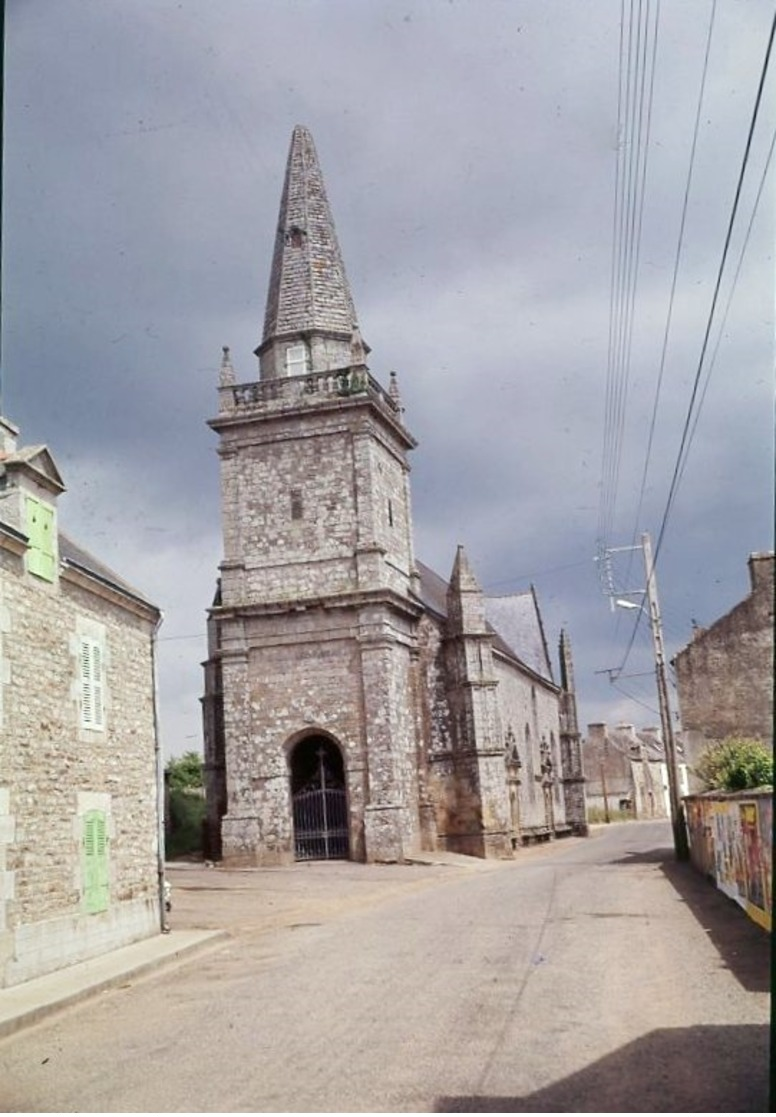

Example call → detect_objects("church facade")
202 126 586 866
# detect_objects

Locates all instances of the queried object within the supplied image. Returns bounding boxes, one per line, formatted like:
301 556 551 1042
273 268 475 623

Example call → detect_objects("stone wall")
491 659 566 835
0 536 161 987
214 393 415 607
216 599 421 866
674 554 774 769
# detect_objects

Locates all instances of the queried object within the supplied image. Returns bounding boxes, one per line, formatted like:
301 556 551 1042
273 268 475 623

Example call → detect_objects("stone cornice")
211 585 423 624
0 521 28 557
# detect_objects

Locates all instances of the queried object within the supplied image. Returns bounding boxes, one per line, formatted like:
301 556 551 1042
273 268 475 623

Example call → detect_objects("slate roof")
59 531 159 613
484 592 554 683
414 559 555 686
261 125 357 344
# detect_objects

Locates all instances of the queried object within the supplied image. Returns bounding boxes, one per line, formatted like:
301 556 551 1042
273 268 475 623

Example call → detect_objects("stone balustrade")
220 367 399 416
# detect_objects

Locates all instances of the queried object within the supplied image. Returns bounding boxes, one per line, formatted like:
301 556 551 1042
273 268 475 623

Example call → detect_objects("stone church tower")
203 126 587 866
204 126 424 865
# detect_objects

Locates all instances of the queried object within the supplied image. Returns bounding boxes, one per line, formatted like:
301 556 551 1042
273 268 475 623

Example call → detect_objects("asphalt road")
0 821 770 1112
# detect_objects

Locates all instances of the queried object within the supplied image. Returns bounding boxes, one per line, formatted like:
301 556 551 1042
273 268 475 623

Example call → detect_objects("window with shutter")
25 497 56 582
80 636 106 730
83 810 109 913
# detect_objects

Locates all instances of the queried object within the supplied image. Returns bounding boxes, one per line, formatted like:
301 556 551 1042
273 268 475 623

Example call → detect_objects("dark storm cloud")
5 0 773 752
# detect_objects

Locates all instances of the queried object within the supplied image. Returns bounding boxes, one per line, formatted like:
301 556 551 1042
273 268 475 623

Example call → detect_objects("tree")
165 750 204 792
695 737 773 792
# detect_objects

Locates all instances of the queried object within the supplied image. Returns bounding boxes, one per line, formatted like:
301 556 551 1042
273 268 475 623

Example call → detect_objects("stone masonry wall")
217 401 414 608
224 424 359 603
218 601 419 865
674 554 774 755
491 659 566 834
0 544 160 987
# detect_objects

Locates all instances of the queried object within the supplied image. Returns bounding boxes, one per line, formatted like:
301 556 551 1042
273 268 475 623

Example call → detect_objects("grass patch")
587 806 636 824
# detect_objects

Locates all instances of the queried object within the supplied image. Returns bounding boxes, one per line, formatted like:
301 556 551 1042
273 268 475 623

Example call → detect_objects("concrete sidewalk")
0 927 227 1040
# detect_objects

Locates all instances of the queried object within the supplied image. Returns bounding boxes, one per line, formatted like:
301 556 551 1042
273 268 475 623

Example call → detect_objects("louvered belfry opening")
290 736 349 861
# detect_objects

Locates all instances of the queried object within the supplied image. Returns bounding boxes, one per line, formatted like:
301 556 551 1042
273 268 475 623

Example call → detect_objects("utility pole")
598 533 690 860
641 532 689 861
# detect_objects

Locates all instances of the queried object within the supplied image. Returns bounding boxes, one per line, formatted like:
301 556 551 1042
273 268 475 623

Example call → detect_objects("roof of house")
59 531 159 613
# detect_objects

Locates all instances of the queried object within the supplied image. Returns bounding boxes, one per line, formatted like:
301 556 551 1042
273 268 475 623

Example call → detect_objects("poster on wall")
710 797 771 931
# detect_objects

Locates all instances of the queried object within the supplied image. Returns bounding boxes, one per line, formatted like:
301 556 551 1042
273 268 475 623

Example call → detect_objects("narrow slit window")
388 500 394 527
291 490 303 521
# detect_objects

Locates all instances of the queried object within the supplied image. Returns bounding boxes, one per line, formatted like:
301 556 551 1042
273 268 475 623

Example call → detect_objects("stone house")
0 417 163 988
583 722 690 819
201 125 587 867
672 552 774 777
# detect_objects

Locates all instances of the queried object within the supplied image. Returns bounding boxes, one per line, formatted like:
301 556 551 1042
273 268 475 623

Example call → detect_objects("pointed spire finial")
449 544 482 593
388 370 403 411
350 325 367 367
219 345 235 387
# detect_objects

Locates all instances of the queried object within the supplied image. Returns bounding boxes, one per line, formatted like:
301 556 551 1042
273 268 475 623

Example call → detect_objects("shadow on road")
435 1024 770 1112
611 844 771 993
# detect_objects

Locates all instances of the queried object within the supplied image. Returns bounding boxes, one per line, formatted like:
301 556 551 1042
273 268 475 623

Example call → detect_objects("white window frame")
285 343 310 377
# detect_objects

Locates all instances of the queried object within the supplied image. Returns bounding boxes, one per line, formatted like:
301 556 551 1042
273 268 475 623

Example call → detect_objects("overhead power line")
597 0 661 557
678 121 776 494
652 4 776 568
610 6 776 681
626 0 717 566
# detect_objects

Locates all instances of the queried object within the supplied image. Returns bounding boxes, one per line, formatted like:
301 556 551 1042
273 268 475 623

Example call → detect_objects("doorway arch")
289 735 349 861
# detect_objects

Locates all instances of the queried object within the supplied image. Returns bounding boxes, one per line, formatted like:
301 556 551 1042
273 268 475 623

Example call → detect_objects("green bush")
165 750 204 792
166 787 206 859
695 737 773 792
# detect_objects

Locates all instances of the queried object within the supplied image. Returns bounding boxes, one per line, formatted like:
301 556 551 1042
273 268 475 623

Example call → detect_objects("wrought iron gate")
291 740 349 861
292 785 349 861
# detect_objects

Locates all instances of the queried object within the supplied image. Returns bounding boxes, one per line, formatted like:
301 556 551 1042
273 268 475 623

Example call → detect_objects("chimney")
586 723 607 743
748 552 774 595
0 417 19 456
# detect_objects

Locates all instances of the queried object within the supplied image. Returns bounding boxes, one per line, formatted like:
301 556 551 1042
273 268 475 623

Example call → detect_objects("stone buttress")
558 629 588 835
444 546 512 857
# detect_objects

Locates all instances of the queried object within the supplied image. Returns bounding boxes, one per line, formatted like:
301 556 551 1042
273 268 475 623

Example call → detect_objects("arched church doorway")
290 735 349 861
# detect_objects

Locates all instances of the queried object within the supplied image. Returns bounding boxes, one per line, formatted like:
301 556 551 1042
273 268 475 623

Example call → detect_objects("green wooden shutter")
25 497 56 582
83 810 109 913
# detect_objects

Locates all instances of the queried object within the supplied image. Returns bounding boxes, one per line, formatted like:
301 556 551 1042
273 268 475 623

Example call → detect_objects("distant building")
673 552 774 776
201 126 587 866
583 722 689 820
0 416 163 988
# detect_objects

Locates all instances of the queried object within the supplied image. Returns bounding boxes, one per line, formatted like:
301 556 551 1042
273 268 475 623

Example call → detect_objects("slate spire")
257 125 363 379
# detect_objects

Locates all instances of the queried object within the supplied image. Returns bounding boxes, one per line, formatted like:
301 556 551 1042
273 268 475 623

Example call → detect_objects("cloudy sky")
4 0 774 757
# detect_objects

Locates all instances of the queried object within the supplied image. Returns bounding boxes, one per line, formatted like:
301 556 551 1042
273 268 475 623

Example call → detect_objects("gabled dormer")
0 416 65 583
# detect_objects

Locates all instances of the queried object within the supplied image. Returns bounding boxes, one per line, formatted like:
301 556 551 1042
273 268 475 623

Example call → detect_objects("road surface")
0 821 769 1111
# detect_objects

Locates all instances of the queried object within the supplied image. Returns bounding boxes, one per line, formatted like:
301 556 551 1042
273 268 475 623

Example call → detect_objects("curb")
0 929 228 1040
